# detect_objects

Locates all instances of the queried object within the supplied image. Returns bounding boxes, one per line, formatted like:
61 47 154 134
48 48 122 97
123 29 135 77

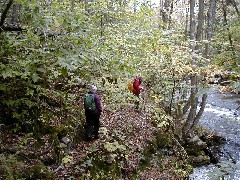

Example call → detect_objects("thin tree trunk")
195 0 204 52
230 0 240 17
183 0 206 138
183 76 198 137
222 0 235 52
133 0 137 13
161 0 173 28
169 70 176 116
189 93 208 135
71 0 75 12
183 0 209 139
184 5 189 40
205 0 216 57
189 0 195 50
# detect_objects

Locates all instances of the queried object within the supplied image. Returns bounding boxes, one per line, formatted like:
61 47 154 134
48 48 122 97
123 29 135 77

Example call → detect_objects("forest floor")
0 102 185 179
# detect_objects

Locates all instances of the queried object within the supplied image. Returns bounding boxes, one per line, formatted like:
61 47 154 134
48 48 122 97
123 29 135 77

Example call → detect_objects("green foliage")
24 163 55 179
76 127 130 179
213 18 240 74
0 154 24 179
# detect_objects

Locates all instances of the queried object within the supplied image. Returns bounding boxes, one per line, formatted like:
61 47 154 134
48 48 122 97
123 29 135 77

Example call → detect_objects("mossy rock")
185 146 206 156
188 155 210 167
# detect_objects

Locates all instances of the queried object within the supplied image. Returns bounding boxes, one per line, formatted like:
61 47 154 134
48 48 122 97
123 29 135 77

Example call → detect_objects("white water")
189 91 240 180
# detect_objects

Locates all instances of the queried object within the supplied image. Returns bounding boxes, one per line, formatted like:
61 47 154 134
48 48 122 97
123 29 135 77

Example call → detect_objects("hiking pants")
134 94 140 109
85 111 100 140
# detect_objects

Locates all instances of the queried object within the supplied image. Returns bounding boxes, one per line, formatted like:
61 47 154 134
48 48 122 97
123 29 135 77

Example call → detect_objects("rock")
61 137 71 145
189 155 210 167
187 135 207 149
60 143 67 148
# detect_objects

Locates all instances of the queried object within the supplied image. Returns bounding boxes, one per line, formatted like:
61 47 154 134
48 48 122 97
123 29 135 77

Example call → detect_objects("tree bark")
71 0 75 12
189 93 208 135
160 0 173 28
183 76 198 137
11 3 21 26
183 0 207 138
189 0 195 50
195 0 204 52
222 0 235 52
205 0 216 57
182 0 196 138
184 4 189 40
230 0 240 17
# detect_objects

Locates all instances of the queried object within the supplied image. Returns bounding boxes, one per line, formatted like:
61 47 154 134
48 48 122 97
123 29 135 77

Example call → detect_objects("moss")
91 161 122 179
23 163 55 180
79 156 122 179
137 131 173 173
154 131 173 148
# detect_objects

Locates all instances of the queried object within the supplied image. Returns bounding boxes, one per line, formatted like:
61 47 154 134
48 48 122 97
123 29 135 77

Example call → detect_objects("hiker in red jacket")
132 76 143 109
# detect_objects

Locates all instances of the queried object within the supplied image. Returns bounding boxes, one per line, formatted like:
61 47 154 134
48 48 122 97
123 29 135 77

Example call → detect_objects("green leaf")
37 68 46 73
104 142 118 152
32 73 40 82
61 67 68 77
62 155 73 164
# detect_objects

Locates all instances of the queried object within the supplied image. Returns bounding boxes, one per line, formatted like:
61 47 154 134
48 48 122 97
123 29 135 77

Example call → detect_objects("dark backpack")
85 94 96 111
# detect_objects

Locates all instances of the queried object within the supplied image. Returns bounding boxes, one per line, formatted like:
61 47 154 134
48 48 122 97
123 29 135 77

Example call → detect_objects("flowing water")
189 88 240 180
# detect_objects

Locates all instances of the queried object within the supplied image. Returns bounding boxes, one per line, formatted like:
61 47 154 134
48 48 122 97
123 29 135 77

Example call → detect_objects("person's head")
138 76 143 84
89 84 97 92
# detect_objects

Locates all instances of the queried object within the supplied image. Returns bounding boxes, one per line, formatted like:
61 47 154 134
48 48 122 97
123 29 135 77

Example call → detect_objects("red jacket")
132 78 142 95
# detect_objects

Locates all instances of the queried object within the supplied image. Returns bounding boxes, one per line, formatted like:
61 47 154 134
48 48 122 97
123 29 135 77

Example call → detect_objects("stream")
189 87 240 180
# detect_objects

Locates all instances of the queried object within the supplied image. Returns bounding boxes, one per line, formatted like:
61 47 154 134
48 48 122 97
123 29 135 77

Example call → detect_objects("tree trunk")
189 93 208 135
11 3 21 27
71 0 75 12
230 0 240 17
222 0 235 52
205 0 216 57
189 0 195 50
182 76 198 137
133 0 137 13
184 4 189 40
161 0 173 28
195 0 204 52
182 0 207 138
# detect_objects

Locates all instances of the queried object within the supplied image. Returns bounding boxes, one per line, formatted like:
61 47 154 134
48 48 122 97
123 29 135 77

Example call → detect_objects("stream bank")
189 87 240 179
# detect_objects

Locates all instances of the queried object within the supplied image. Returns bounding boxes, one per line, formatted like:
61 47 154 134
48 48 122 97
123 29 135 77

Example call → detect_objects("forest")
0 0 239 179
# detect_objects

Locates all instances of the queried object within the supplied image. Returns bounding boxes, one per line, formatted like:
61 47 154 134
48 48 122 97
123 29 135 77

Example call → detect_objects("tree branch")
182 96 191 115
0 0 14 33
0 26 23 32
0 0 14 27
230 0 240 17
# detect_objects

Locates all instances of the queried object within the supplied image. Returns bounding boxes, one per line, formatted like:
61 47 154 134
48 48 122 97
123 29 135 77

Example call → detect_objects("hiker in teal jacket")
84 85 102 140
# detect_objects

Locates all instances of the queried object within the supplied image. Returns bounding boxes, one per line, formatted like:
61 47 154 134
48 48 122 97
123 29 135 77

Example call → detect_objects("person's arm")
94 94 102 115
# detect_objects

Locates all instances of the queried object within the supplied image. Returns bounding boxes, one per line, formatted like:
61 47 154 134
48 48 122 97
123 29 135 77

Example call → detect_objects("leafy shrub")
0 154 24 179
